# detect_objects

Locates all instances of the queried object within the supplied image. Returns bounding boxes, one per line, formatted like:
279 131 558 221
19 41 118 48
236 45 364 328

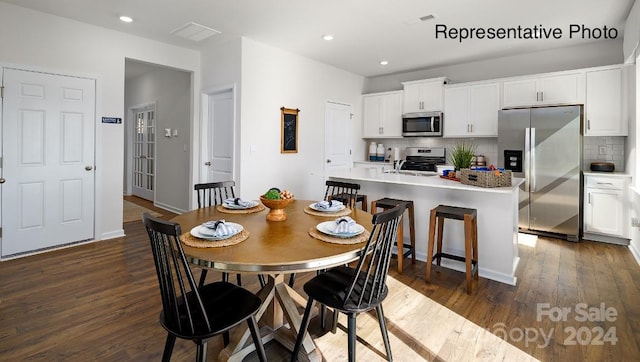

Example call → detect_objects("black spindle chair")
194 181 265 288
142 213 266 362
291 203 407 362
324 180 367 211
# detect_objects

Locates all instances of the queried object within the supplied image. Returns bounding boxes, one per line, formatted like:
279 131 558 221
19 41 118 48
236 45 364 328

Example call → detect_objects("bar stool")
370 198 416 273
426 205 478 294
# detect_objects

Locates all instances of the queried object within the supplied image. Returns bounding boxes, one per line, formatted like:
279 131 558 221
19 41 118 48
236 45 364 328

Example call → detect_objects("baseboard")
582 232 630 245
153 201 186 215
629 242 640 266
101 229 125 240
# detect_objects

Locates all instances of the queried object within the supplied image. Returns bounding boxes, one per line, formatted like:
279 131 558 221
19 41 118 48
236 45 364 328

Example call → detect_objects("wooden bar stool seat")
426 205 478 294
371 197 416 273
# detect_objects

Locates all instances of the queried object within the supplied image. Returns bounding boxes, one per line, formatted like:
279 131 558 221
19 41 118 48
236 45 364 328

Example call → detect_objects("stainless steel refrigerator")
498 105 582 241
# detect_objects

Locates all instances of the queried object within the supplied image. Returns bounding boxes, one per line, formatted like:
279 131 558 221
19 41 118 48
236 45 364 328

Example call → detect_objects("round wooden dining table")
170 199 373 362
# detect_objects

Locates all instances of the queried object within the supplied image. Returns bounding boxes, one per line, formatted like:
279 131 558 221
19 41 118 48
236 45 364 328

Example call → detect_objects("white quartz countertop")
329 168 524 194
583 171 631 178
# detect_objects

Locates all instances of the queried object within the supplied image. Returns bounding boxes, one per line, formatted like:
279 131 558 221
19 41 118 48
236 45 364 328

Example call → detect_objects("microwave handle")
430 117 435 132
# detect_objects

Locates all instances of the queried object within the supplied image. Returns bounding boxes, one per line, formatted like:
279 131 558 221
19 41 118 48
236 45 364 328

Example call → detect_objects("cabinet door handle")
596 182 614 185
470 124 473 133
587 119 590 130
540 91 544 102
588 192 591 204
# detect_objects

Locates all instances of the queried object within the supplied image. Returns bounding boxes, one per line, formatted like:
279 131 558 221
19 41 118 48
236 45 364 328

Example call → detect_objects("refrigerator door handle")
524 127 530 192
530 127 536 192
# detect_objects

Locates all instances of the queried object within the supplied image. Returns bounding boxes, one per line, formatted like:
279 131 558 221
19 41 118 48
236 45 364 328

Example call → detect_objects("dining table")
170 199 374 362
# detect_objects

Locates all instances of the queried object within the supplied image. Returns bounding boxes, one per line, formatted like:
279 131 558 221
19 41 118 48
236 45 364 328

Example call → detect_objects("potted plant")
448 142 476 177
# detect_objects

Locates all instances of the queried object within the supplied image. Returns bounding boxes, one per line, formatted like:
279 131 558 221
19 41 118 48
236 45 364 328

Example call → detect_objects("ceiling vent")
171 22 221 42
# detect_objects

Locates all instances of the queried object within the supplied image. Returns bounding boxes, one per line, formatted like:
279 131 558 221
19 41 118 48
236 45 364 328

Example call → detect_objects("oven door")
402 112 442 136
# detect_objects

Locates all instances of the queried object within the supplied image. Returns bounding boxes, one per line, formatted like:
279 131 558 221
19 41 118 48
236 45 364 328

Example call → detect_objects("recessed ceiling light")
380 60 389 66
322 34 334 41
119 16 133 23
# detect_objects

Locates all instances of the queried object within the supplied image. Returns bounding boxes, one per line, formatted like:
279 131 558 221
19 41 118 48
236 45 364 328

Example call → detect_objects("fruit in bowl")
260 187 294 221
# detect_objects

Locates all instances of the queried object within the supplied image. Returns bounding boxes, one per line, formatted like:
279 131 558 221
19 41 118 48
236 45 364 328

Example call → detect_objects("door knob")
85 166 93 171
204 161 212 166
0 178 5 184
326 159 332 163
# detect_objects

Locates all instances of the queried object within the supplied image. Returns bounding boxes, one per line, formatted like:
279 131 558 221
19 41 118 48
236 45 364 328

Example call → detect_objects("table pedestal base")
218 274 320 361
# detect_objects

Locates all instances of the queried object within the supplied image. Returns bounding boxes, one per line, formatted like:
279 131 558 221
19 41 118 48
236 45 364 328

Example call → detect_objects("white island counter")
328 168 525 285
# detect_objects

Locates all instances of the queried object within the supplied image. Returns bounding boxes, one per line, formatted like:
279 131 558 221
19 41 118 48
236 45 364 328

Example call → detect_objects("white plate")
309 202 346 213
190 222 244 240
316 221 364 238
222 200 259 209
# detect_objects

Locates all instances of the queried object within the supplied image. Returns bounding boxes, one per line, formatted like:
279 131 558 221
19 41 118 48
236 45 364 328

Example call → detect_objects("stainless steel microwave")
402 111 443 137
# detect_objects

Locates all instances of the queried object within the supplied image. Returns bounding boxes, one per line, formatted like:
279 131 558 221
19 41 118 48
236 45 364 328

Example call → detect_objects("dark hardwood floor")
0 197 639 361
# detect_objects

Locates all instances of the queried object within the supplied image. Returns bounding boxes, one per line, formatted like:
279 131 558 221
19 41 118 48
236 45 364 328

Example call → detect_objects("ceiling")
2 0 636 77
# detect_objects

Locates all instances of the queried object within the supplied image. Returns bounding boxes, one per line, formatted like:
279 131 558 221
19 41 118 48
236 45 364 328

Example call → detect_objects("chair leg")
397 214 404 274
375 305 393 361
436 216 444 266
223 331 229 346
198 269 208 288
347 313 357 362
331 308 339 334
196 342 207 362
288 273 296 287
320 305 326 330
291 298 315 362
248 315 267 362
464 214 473 294
236 273 242 286
426 209 437 283
222 272 229 282
361 195 368 212
161 333 176 362
258 274 266 288
408 203 416 264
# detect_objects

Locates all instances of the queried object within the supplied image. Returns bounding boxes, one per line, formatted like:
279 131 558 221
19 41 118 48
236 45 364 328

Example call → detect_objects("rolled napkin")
314 199 344 210
333 216 356 234
201 220 238 237
224 197 253 208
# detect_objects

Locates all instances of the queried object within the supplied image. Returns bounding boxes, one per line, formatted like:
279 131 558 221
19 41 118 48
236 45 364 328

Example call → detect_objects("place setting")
303 199 352 217
308 216 370 245
216 197 265 214
180 219 250 248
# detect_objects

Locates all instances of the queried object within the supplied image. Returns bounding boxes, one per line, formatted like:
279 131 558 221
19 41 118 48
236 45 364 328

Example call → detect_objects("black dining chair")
142 213 267 362
291 203 406 362
194 181 265 288
324 180 367 211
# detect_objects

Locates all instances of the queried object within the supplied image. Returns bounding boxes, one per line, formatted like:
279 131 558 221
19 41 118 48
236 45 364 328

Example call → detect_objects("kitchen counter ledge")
329 168 524 194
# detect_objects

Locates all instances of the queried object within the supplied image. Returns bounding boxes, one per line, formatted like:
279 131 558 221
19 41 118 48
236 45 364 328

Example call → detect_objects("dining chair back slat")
324 180 361 209
194 181 236 208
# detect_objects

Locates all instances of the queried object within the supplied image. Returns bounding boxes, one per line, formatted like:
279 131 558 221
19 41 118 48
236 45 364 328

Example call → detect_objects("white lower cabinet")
583 174 629 239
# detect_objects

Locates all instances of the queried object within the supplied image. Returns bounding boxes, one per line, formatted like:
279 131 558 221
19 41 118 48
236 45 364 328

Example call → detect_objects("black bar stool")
370 198 416 273
426 205 478 294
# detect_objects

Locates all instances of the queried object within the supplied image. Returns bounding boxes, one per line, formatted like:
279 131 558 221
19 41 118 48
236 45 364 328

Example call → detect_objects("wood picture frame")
281 107 299 153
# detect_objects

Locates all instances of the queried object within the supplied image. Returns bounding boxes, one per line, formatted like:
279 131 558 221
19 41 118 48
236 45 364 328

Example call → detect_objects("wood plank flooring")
0 197 639 361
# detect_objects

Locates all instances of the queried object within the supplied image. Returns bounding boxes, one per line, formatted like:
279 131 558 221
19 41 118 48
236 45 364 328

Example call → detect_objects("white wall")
364 40 624 93
239 38 365 201
124 65 192 213
0 3 200 239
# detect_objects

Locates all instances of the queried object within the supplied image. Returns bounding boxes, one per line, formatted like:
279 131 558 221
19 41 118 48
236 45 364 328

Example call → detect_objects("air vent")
171 22 221 42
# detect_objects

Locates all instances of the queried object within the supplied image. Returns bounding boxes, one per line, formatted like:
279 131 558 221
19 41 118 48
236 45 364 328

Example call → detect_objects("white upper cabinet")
444 82 500 138
502 72 584 108
402 77 448 113
585 65 629 136
362 91 402 138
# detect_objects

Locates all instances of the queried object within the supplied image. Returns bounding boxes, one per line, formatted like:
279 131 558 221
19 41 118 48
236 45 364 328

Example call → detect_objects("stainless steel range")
401 147 446 172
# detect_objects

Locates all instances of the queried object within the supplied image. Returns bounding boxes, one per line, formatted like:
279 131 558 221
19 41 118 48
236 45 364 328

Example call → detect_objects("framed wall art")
281 107 299 153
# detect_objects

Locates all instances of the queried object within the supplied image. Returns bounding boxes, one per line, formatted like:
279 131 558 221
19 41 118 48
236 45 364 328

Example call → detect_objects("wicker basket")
460 168 512 188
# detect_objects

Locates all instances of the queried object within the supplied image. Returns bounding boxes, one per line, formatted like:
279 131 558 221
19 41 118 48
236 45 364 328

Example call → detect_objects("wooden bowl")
259 196 294 221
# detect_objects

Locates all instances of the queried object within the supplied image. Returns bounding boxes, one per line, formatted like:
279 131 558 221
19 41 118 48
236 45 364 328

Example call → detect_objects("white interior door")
324 101 352 175
1 68 95 257
207 90 234 182
132 106 155 201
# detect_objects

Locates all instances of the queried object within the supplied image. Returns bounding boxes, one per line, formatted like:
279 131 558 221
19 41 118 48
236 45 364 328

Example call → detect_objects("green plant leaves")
449 142 476 170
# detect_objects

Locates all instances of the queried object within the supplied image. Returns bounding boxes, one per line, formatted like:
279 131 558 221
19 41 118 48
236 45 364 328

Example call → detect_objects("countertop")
329 168 524 194
583 171 631 178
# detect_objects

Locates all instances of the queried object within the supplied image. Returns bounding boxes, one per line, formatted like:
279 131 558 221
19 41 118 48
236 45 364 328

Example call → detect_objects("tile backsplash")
364 135 626 172
583 136 625 172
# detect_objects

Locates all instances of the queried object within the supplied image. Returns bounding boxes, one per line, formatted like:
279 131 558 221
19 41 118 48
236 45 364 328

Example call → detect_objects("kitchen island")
328 168 525 285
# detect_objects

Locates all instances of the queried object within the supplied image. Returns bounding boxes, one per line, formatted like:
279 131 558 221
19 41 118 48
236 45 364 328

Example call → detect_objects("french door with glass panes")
132 108 155 201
